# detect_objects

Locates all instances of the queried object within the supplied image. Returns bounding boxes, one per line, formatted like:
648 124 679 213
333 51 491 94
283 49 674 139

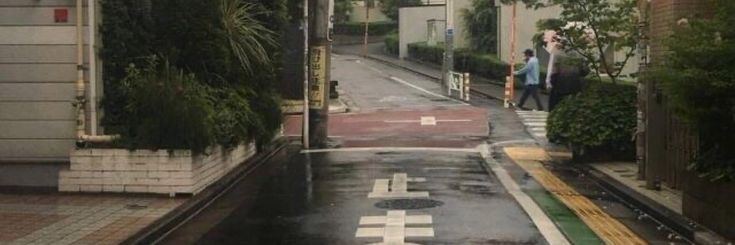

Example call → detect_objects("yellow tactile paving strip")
504 147 647 245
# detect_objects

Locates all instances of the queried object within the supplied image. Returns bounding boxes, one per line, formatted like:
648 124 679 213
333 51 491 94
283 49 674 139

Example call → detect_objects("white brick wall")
59 143 257 195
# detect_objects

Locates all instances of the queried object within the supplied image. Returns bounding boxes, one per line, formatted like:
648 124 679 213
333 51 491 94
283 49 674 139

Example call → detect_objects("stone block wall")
58 143 257 195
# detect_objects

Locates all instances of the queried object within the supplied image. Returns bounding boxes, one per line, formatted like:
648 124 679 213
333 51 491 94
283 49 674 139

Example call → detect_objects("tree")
501 0 639 84
379 0 422 22
462 0 498 53
334 0 354 23
655 0 735 181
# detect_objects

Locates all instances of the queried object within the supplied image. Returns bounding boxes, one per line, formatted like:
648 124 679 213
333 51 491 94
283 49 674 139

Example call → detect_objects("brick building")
640 0 735 240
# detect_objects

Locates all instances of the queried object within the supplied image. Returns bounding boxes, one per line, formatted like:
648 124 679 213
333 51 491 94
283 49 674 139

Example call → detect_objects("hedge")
547 82 637 162
334 21 397 36
406 42 546 87
384 32 399 55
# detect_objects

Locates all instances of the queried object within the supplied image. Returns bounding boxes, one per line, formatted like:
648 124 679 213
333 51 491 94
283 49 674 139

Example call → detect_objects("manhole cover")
375 199 443 210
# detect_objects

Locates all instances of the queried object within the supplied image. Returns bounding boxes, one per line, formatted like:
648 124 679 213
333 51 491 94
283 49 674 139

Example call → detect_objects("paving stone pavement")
0 193 185 245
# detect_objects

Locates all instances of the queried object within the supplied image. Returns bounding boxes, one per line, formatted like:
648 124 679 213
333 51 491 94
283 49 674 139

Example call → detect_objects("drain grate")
125 204 148 210
375 199 443 210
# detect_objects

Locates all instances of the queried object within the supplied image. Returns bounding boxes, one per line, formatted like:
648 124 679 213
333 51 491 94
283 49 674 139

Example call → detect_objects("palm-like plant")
221 0 278 74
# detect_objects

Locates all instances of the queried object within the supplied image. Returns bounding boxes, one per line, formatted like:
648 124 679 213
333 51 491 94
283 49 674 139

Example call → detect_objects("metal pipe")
302 0 310 149
75 0 119 144
75 0 86 143
88 0 98 135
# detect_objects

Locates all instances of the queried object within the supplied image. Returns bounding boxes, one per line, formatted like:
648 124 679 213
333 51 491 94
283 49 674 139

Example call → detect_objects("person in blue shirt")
514 49 544 111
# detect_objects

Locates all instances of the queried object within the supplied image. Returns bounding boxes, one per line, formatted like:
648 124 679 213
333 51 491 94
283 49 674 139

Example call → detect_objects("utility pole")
362 0 370 56
307 0 332 148
443 0 454 94
504 1 517 108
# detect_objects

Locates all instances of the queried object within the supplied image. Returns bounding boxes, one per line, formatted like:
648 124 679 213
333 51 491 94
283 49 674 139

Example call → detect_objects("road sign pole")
444 0 455 95
302 0 310 149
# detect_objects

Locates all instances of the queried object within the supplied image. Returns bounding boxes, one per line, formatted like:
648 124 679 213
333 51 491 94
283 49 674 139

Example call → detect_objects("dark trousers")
548 92 571 112
518 84 544 110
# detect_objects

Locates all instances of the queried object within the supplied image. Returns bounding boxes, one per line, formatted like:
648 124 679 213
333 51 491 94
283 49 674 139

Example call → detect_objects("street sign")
309 46 327 108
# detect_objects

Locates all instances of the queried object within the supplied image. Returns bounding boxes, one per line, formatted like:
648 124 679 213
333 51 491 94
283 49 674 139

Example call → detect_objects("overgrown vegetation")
407 42 546 87
379 0 422 22
334 0 354 23
334 21 397 36
461 0 498 53
101 0 286 153
654 0 735 181
384 31 399 55
547 82 636 161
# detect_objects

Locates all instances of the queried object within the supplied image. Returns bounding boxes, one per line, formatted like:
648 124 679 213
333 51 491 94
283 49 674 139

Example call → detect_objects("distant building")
398 0 471 59
0 0 101 188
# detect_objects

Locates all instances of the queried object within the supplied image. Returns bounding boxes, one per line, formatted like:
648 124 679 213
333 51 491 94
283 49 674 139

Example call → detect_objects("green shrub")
384 32 399 55
547 82 637 161
334 21 397 36
118 60 215 153
407 42 546 87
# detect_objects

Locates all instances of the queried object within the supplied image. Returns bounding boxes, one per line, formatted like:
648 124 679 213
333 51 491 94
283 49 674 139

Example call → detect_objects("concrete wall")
398 1 470 59
59 143 257 195
0 0 100 165
350 2 390 23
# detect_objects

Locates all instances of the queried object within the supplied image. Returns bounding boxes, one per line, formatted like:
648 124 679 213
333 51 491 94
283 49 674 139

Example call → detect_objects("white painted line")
405 228 435 237
360 216 388 225
529 127 546 132
368 173 429 199
384 120 420 123
356 227 384 237
389 76 469 106
476 143 570 245
405 215 432 224
356 210 435 243
489 139 537 148
420 116 437 126
301 147 478 154
525 122 547 127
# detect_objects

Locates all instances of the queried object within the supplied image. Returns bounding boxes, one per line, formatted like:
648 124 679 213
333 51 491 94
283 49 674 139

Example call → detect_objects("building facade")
0 0 101 188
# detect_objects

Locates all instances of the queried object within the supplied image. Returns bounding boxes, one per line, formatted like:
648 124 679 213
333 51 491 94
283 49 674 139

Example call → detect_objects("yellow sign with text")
309 46 327 109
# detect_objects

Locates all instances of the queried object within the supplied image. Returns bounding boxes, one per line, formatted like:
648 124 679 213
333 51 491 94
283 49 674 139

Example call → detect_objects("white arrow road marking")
368 173 429 199
356 210 434 245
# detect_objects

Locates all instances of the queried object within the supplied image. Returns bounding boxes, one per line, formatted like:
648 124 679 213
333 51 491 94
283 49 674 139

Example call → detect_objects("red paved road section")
285 106 488 140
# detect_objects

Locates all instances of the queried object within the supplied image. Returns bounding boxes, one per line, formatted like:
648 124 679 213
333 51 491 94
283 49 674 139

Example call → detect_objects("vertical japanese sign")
309 46 327 109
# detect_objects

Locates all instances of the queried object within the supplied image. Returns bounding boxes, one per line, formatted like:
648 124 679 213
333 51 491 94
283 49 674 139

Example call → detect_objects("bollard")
463 73 470 101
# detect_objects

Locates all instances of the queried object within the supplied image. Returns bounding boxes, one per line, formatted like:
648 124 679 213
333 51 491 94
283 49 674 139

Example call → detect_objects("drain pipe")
75 0 119 144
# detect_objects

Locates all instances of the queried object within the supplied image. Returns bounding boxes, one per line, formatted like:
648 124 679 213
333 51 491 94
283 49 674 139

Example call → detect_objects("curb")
122 139 290 245
580 165 732 245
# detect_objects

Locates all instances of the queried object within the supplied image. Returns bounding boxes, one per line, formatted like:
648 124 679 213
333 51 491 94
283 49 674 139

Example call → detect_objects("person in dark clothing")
546 52 588 111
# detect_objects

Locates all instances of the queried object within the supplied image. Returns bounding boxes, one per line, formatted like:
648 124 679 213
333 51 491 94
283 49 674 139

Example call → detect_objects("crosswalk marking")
516 111 549 140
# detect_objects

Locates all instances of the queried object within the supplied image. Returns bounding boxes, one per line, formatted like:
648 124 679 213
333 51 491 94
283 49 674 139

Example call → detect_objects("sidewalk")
0 193 184 244
333 43 549 110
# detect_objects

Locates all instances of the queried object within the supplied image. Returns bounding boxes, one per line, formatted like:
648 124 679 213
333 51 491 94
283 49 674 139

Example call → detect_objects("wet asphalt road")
158 52 688 244
161 147 543 244
159 55 546 244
